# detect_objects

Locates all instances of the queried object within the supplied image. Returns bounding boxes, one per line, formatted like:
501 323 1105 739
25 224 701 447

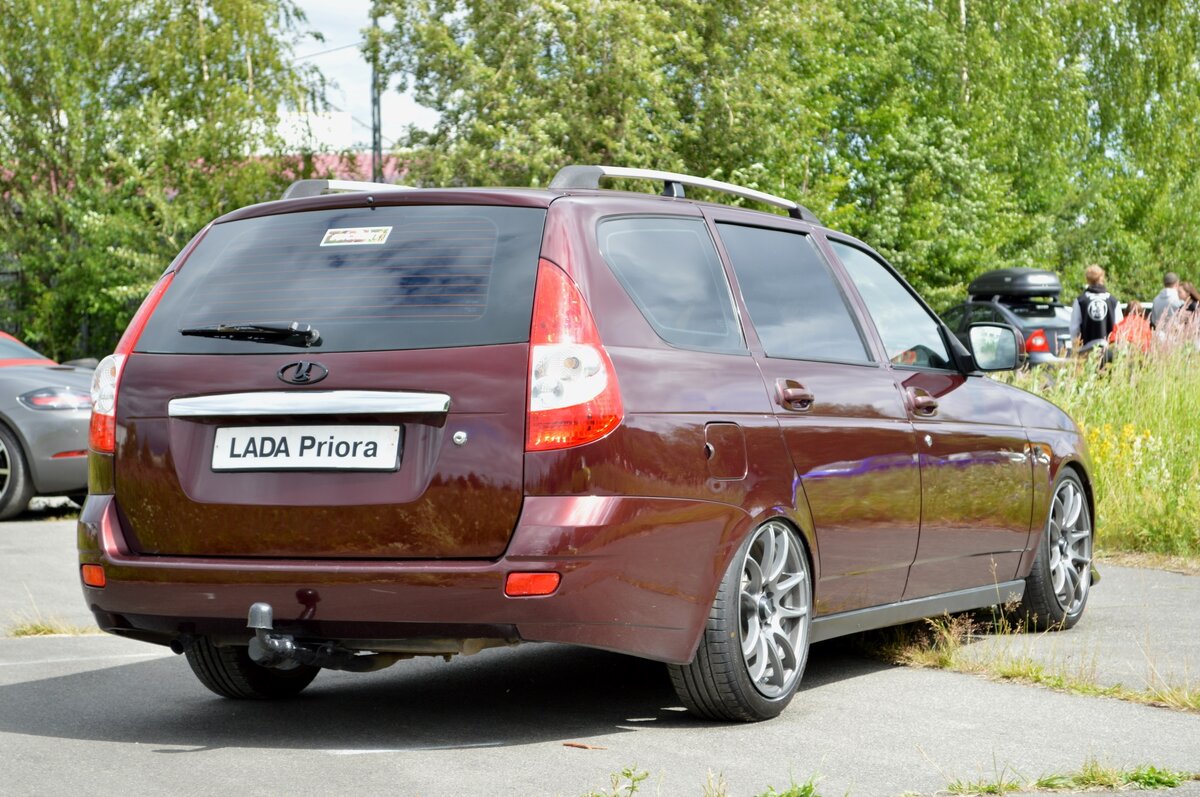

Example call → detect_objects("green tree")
374 0 1200 304
0 0 325 359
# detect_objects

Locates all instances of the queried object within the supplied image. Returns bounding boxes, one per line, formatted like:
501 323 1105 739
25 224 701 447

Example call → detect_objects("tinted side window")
597 217 744 353
832 241 952 370
717 224 871 364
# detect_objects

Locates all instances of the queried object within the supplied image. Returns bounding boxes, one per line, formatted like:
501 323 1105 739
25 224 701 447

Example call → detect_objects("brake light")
526 258 623 451
1025 328 1050 353
89 272 175 453
18 387 92 411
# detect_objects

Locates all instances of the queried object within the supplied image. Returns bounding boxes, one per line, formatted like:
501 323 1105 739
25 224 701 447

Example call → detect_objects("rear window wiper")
179 321 321 347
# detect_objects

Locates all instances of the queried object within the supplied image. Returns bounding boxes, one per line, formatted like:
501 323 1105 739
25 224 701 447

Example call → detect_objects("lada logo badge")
277 361 329 385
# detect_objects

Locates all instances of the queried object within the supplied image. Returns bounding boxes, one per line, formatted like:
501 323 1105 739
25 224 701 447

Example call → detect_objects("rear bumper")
77 493 747 664
1027 352 1071 367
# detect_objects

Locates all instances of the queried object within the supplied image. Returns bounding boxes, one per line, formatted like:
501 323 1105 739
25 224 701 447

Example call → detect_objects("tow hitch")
246 602 399 672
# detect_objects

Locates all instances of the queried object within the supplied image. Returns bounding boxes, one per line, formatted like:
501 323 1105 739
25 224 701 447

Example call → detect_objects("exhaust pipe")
245 602 399 673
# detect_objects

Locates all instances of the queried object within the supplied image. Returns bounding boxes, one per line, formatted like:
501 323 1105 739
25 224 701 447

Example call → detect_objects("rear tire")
0 425 34 521
668 520 812 721
1017 469 1093 631
184 637 319 699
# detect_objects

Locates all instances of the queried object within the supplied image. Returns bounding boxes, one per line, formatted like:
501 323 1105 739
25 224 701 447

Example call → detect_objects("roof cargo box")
968 268 1062 300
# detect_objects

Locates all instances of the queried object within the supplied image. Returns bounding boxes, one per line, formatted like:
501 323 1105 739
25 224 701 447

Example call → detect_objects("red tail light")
1025 328 1050 353
89 272 175 453
526 258 623 451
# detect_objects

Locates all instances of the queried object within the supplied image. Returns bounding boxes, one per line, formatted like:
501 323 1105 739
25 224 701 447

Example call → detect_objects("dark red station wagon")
79 166 1096 721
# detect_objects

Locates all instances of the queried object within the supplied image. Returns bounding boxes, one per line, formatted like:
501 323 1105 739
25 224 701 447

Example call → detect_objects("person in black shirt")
1068 264 1122 355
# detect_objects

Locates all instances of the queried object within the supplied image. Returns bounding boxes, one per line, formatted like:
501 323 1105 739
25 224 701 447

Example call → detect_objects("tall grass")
1002 316 1200 557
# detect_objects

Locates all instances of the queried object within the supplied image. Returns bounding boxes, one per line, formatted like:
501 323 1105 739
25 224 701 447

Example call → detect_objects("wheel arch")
1051 453 1099 535
681 508 817 664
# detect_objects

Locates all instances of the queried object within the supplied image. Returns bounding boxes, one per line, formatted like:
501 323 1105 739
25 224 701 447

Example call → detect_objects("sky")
292 0 439 150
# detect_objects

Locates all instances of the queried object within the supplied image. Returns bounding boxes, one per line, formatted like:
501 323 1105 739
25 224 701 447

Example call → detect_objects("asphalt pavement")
1 512 1198 796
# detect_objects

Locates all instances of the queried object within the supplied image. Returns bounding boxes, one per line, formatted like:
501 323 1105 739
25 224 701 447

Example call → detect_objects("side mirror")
967 323 1026 371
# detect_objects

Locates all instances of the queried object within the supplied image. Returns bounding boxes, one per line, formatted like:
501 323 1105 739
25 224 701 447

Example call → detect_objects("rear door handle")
776 380 815 412
907 388 938 416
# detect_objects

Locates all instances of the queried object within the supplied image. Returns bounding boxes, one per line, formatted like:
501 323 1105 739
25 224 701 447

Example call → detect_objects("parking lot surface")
2 515 1198 796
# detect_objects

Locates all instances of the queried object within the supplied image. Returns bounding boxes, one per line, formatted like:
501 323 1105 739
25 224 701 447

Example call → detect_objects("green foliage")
584 766 649 797
0 0 327 359
374 0 1200 302
756 777 824 797
950 760 1192 795
1000 327 1200 557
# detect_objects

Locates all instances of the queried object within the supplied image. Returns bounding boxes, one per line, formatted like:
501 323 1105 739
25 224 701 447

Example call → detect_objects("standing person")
1150 271 1185 328
1069 264 1122 354
1179 281 1200 313
1108 301 1151 354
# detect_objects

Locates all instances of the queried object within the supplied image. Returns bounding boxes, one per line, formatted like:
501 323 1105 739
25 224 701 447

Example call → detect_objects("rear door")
117 203 546 559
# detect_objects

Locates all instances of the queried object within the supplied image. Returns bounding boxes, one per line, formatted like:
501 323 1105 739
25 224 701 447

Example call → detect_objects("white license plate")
212 425 401 471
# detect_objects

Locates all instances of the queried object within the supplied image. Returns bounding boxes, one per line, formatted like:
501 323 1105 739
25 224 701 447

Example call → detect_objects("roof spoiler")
281 179 413 200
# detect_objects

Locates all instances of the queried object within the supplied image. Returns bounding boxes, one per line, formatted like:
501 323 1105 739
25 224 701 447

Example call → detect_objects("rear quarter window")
597 217 745 353
137 205 547 353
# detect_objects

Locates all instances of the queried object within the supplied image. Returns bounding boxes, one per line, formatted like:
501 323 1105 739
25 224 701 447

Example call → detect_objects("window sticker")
319 226 393 246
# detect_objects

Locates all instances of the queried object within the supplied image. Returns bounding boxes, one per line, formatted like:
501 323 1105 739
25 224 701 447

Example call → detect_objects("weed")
945 773 1022 795
948 759 1195 794
1095 550 1200 576
756 776 823 797
856 612 1200 713
585 767 650 797
702 771 728 797
1029 773 1072 790
7 586 99 637
9 619 100 637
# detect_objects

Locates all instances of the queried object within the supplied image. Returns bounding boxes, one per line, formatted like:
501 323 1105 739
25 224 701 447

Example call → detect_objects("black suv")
942 268 1071 366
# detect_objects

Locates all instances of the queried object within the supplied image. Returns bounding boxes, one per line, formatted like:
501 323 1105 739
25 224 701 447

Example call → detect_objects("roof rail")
281 179 413 201
549 165 820 224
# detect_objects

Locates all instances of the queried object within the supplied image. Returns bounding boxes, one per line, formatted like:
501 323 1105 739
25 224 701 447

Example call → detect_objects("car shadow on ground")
0 638 889 751
7 497 80 522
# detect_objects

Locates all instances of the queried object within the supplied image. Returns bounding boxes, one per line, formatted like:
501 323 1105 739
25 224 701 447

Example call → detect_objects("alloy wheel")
0 434 10 497
739 521 810 698
1048 477 1092 615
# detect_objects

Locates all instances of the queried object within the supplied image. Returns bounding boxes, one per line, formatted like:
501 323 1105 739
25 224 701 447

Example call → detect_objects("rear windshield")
137 205 547 353
1007 304 1071 325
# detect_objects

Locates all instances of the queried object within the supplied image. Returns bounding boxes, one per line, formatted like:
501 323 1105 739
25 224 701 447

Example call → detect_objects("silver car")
0 332 92 519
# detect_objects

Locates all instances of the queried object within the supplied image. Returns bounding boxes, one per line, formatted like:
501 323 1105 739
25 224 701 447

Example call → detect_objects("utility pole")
370 15 382 182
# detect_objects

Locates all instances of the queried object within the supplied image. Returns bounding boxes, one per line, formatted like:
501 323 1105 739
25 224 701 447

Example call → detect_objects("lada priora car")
79 166 1095 721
